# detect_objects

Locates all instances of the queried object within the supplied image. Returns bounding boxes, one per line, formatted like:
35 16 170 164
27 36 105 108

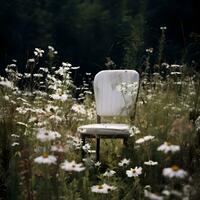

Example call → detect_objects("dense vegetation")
0 1 200 199
0 48 200 199
0 0 200 75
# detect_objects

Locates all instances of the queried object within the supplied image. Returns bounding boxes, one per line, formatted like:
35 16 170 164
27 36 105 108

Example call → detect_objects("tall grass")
0 46 200 200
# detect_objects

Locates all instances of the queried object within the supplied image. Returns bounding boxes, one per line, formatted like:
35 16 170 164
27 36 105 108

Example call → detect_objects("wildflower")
162 165 188 179
45 104 59 113
71 104 86 115
51 145 64 152
34 153 57 165
50 93 68 101
48 45 55 51
126 166 142 177
91 183 116 194
95 161 101 167
161 190 170 196
34 48 44 57
146 48 153 53
82 143 91 152
170 64 182 68
36 128 61 142
0 79 14 89
12 142 20 147
40 67 49 73
67 136 82 149
135 135 155 144
170 72 182 75
60 160 85 172
49 115 62 122
144 160 158 166
71 66 80 70
84 91 92 95
129 126 140 136
144 190 164 200
55 66 70 76
103 169 116 177
157 142 180 154
62 62 72 67
11 134 20 138
118 158 130 167
4 95 9 101
160 26 167 30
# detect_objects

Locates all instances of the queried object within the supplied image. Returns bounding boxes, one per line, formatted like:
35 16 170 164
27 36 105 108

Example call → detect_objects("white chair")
77 70 140 161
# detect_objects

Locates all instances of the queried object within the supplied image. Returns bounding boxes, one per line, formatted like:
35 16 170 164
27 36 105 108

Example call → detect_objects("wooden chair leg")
81 136 86 159
96 137 100 161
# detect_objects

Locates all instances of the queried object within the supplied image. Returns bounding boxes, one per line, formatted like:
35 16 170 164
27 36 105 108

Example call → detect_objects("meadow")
0 46 200 200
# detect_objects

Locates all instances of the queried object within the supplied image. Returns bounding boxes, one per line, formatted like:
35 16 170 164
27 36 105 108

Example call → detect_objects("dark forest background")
0 0 200 76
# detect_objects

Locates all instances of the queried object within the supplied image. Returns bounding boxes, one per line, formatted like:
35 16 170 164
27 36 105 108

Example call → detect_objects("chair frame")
80 71 140 161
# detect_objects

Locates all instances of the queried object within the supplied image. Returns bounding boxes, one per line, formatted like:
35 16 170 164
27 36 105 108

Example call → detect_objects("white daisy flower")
51 145 64 152
118 158 130 167
4 95 9 101
144 190 164 200
157 142 180 154
126 166 142 177
82 143 91 152
0 79 14 89
67 136 83 149
162 165 188 179
50 93 68 101
135 135 155 144
95 161 101 167
45 104 59 113
144 160 158 166
49 115 62 122
91 183 116 194
103 169 116 177
62 62 72 67
11 134 20 138
34 48 44 57
71 66 80 70
160 26 167 30
36 128 61 142
12 142 20 147
71 104 86 115
48 45 55 51
129 126 140 136
60 160 85 172
34 153 57 165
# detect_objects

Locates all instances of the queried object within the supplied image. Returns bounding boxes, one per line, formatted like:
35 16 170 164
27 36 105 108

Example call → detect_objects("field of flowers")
0 47 200 200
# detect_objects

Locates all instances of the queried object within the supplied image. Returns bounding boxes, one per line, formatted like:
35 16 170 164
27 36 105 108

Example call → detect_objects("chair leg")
96 137 100 161
81 136 85 159
123 138 128 147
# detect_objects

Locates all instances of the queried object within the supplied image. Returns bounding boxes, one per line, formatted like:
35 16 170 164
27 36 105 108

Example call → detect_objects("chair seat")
78 123 130 138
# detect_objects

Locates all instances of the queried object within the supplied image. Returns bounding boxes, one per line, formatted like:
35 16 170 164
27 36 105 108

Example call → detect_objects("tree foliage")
0 0 199 74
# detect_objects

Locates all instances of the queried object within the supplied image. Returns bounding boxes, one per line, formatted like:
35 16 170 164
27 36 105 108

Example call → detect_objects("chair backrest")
94 70 139 116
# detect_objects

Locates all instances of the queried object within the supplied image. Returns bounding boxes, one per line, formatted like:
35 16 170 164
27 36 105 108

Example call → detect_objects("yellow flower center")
166 142 171 146
171 165 179 171
98 185 103 189
131 168 136 173
42 152 49 158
